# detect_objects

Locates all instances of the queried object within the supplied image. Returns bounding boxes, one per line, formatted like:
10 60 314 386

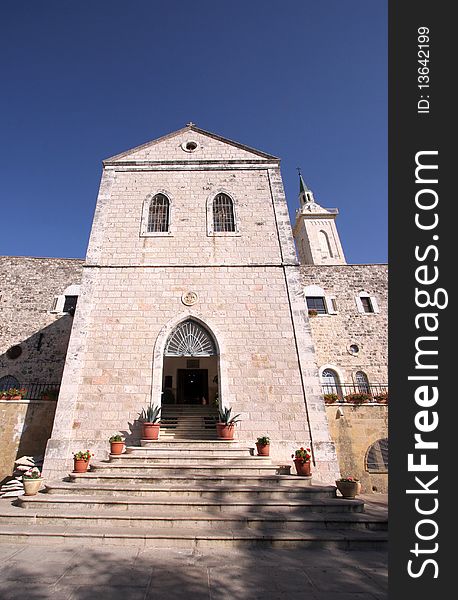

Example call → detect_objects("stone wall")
43 126 340 482
300 264 388 384
0 256 83 385
325 404 388 493
0 400 57 481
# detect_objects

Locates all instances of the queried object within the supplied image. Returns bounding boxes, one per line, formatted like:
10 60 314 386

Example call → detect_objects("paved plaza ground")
0 543 387 600
0 494 388 599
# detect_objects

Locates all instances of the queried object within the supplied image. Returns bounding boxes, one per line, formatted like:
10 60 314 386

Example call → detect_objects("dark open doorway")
176 369 209 404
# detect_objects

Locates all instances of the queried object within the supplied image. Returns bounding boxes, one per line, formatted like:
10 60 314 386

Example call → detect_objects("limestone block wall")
0 399 57 481
45 266 317 470
325 404 388 493
300 264 388 384
86 168 283 267
0 256 83 385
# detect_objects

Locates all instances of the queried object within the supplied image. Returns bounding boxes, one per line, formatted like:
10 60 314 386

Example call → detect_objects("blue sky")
0 1 387 263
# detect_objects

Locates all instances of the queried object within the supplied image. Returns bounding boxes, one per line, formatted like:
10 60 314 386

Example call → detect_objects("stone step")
138 440 243 449
67 473 311 487
125 445 254 457
0 505 386 532
44 482 338 501
79 464 286 477
158 433 219 439
0 522 387 549
15 493 363 514
104 455 271 465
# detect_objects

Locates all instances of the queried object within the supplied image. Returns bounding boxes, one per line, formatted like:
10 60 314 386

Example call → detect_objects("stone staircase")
0 439 387 548
159 405 219 439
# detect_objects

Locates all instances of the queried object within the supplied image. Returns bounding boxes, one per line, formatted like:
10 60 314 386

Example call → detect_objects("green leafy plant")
40 388 58 400
344 392 371 404
308 309 318 317
1 387 27 399
373 391 388 404
218 406 241 426
109 434 123 443
323 393 339 404
292 447 312 464
138 402 161 423
73 450 93 461
256 436 270 445
336 476 360 482
23 467 41 479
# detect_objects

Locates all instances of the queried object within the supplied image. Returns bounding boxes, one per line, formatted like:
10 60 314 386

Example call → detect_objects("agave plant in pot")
217 407 241 440
255 436 270 456
291 447 312 476
138 402 161 440
22 467 43 496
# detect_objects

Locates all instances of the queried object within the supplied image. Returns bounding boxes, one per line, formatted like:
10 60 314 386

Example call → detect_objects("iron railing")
322 383 388 403
0 382 61 401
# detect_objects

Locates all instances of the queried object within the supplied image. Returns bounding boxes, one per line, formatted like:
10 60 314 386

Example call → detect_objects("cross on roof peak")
186 121 196 127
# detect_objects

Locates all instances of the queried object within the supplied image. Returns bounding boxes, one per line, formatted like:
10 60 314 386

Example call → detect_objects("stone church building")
0 125 388 491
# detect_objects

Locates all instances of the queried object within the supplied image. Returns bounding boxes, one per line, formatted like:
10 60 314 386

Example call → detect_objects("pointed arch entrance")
162 319 219 405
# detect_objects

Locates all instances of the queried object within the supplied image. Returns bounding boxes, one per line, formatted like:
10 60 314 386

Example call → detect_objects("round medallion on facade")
181 291 198 306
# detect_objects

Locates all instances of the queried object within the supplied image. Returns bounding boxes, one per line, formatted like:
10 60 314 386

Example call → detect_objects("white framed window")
50 284 80 315
355 291 380 314
140 192 173 237
304 285 337 316
206 191 240 236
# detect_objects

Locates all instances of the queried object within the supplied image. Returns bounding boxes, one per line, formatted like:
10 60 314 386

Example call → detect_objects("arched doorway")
162 319 219 405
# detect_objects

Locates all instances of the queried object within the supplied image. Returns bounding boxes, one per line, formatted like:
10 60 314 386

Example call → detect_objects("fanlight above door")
164 320 217 357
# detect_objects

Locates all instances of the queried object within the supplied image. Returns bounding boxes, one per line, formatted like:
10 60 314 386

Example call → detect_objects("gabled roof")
104 123 280 163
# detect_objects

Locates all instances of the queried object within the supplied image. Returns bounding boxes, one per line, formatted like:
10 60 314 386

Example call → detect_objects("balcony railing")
0 382 61 401
322 383 388 403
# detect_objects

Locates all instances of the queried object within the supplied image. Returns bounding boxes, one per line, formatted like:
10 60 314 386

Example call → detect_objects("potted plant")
1 387 27 400
308 309 318 317
109 433 124 455
255 436 270 456
344 392 372 404
216 407 241 440
336 476 361 498
291 447 312 476
73 450 93 473
40 388 59 401
22 467 43 496
374 391 388 404
323 393 339 405
138 402 161 440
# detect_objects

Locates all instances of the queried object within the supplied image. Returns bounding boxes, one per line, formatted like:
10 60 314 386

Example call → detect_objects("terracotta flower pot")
256 443 270 456
142 423 160 440
336 480 361 499
216 423 235 440
23 478 43 496
293 458 311 476
110 441 124 455
73 458 90 473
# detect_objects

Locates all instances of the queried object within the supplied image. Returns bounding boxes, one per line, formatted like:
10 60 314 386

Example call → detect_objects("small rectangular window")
361 297 374 313
63 296 78 314
306 297 327 314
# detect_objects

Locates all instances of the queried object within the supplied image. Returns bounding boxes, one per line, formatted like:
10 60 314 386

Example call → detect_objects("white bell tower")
292 174 346 265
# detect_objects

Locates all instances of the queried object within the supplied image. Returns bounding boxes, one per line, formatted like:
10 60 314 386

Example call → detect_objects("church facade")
0 125 387 489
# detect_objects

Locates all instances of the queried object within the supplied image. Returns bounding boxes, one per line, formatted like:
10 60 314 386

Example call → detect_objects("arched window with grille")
366 438 389 473
213 193 235 233
321 368 342 399
148 194 170 233
355 371 370 394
